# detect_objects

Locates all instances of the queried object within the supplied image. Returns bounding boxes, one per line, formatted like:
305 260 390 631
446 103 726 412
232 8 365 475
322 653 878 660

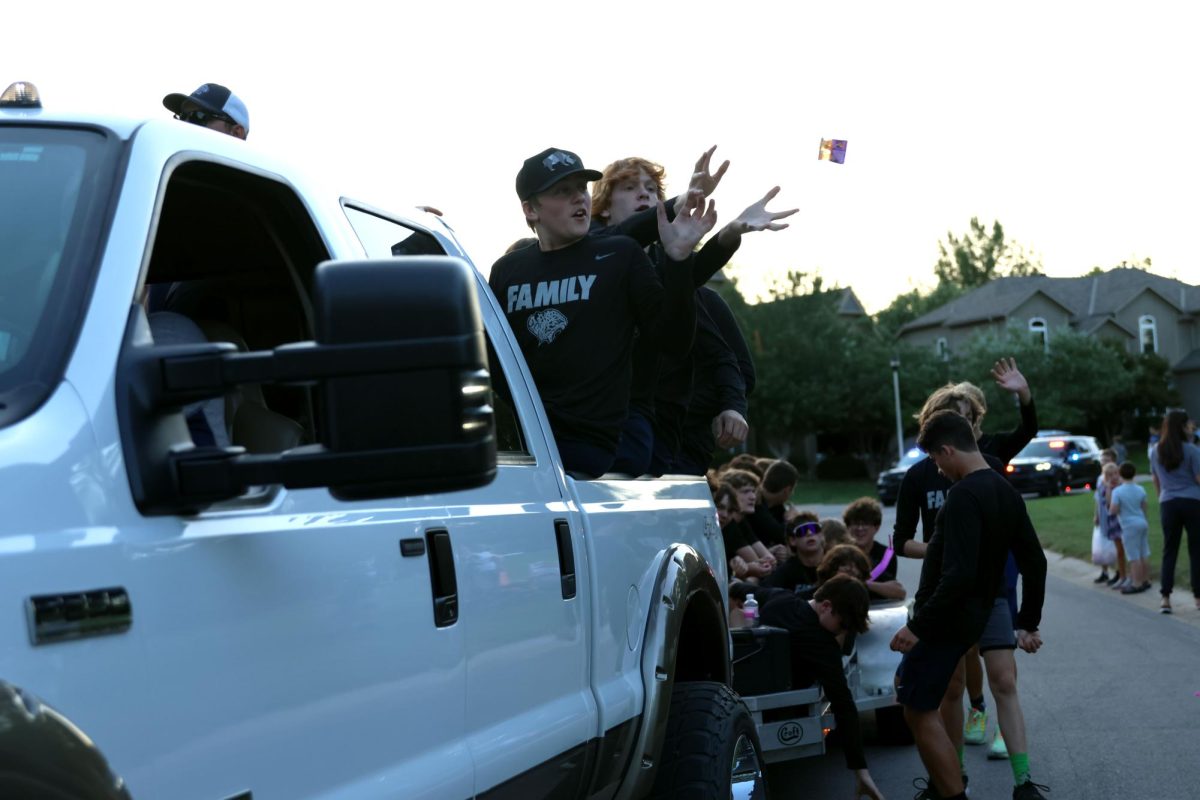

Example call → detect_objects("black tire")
649 681 768 800
875 704 914 745
1049 475 1064 496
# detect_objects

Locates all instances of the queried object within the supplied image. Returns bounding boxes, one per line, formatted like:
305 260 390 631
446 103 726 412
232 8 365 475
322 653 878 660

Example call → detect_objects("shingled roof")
899 269 1199 334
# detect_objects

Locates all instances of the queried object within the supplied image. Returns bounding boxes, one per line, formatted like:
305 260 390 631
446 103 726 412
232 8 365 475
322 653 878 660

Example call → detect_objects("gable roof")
899 269 1199 335
836 287 867 317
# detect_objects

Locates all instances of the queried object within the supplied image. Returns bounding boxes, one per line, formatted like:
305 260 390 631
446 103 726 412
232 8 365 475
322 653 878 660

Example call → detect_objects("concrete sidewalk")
1041 548 1199 626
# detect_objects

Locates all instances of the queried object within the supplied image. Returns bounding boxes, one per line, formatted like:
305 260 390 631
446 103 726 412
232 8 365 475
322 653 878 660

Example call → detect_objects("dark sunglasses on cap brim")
176 108 235 126
788 522 821 538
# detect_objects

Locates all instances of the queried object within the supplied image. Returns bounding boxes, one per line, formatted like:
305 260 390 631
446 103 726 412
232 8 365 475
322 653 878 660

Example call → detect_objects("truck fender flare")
614 543 729 800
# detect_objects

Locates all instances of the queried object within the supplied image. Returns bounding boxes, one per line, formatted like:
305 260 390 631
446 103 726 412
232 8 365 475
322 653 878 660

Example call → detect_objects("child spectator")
760 516 825 594
1110 462 1152 594
1099 448 1123 585
1099 462 1128 589
843 497 905 601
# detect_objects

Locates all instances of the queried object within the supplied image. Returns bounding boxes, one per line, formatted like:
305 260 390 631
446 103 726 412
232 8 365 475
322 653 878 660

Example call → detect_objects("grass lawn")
1025 487 1192 592
789 480 876 506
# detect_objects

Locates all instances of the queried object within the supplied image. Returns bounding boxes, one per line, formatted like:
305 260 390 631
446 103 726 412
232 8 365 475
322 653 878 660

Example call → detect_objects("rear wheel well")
673 590 730 685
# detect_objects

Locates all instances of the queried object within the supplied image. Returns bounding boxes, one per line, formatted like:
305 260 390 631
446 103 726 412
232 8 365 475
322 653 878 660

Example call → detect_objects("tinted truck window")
0 126 117 427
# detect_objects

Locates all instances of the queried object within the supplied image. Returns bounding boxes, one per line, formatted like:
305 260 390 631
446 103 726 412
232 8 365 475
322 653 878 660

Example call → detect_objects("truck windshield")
0 125 117 427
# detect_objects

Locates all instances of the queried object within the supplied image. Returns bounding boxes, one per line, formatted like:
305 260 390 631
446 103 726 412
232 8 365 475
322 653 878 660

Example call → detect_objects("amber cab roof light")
1 82 42 109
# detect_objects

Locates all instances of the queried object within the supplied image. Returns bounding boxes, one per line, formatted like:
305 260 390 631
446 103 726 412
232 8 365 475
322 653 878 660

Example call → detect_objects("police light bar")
1049 440 1066 449
1 82 41 108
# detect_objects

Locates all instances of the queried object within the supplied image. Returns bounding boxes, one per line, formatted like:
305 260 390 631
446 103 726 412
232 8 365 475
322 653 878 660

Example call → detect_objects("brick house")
896 268 1200 419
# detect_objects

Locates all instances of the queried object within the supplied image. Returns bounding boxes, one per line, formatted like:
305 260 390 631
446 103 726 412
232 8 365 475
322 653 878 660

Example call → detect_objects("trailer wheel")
649 681 768 800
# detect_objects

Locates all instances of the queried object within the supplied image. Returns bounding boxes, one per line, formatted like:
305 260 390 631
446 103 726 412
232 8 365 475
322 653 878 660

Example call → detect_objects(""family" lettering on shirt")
506 274 597 313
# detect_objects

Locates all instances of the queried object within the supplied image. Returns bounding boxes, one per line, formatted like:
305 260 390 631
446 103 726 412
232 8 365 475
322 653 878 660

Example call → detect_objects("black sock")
970 695 986 712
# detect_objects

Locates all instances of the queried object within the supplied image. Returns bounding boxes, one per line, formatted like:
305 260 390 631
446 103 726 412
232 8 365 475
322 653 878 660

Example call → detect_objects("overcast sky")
13 0 1197 311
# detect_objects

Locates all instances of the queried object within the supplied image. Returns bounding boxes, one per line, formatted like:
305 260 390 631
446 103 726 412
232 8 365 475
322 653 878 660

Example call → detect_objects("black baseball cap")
516 147 602 201
162 83 250 131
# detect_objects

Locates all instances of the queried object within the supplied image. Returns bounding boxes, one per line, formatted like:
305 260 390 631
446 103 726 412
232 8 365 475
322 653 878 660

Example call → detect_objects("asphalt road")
763 501 1200 799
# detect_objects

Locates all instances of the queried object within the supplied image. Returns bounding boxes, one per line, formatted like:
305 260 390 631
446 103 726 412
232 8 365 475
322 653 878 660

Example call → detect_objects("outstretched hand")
721 186 798 242
991 357 1032 405
658 192 717 262
686 144 729 199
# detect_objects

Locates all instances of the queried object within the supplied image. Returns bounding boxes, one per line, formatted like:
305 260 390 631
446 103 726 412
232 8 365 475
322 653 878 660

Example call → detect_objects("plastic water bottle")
742 593 759 627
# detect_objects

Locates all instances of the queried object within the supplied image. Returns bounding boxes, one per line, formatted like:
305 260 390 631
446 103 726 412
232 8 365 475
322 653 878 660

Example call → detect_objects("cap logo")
543 151 576 171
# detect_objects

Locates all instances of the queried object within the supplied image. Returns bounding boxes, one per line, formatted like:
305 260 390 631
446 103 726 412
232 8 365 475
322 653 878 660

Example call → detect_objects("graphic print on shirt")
505 274 597 313
926 490 945 512
527 308 568 345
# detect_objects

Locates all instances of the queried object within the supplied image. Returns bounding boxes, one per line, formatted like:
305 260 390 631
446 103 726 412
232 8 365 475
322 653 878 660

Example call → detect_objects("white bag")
1091 524 1116 566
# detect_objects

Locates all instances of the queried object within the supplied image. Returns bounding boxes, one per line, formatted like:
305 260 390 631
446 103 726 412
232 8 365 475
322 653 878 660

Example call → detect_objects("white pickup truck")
0 84 765 799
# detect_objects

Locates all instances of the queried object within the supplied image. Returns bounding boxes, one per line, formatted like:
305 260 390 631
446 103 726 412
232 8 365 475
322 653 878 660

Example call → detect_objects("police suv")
0 83 762 799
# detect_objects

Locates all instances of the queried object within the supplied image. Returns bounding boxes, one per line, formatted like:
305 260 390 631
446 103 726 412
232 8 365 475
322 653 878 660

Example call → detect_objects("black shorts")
895 639 971 712
978 598 1017 653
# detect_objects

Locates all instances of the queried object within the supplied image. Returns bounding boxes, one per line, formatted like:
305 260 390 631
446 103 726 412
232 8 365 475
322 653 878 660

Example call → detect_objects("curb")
1043 549 1200 627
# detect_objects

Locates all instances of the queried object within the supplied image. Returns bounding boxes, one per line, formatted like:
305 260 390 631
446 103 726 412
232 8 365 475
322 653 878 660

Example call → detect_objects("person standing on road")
1149 409 1200 614
162 83 250 140
760 574 885 800
891 410 1049 800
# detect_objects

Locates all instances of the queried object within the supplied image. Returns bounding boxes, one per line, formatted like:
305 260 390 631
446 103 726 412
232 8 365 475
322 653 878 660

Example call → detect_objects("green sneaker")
964 707 987 745
988 731 1008 760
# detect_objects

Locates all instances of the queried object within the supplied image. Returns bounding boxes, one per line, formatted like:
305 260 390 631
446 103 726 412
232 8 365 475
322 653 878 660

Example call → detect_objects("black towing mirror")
119 256 497 516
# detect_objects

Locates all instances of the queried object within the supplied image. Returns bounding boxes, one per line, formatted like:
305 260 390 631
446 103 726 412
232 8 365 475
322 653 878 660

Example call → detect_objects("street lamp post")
890 357 904 457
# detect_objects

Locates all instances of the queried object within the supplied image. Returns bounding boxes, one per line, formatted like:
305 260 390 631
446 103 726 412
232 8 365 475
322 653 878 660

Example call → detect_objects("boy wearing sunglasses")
163 83 250 140
761 515 825 594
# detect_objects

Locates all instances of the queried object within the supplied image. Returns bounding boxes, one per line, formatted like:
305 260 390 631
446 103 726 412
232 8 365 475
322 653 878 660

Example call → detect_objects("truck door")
343 204 597 798
58 157 470 800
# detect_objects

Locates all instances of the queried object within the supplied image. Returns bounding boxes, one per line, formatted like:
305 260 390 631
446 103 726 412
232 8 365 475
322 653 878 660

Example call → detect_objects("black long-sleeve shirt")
592 214 740 419
977 398 1039 465
892 454 999 554
488 234 694 451
759 597 867 771
908 468 1047 644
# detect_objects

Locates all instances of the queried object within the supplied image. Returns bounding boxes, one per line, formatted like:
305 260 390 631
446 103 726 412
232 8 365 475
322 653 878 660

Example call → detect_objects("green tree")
952 323 1134 434
934 217 1042 289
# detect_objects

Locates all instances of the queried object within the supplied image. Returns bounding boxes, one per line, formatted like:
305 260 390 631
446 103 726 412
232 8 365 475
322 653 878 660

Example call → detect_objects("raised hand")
725 186 799 237
991 357 1031 404
658 192 717 262
686 144 729 199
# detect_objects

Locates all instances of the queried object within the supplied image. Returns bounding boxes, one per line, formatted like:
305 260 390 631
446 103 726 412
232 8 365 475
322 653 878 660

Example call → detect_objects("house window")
935 337 950 361
1139 315 1158 354
1028 317 1048 352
